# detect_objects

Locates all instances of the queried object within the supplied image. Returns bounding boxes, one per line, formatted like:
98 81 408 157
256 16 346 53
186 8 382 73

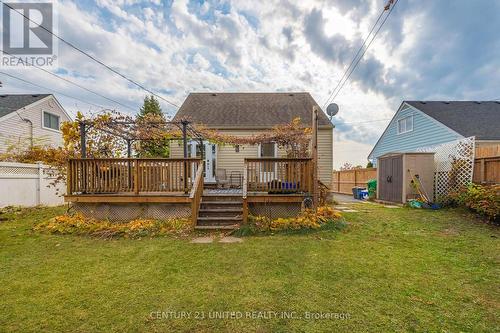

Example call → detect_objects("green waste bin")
367 179 377 199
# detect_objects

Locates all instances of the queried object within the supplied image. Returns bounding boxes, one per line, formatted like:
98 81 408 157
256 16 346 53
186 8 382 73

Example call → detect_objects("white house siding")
0 96 71 154
368 103 463 165
171 128 333 185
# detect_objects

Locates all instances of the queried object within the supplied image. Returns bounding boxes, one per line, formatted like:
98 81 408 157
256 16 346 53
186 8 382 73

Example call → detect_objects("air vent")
495 101 500 104
474 101 481 104
31 94 39 97
0 95 7 98
443 101 450 104
289 93 294 96
420 101 426 104
211 93 217 96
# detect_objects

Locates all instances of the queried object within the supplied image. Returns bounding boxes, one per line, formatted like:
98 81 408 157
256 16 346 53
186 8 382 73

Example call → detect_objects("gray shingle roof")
173 92 333 128
0 94 51 118
406 101 500 140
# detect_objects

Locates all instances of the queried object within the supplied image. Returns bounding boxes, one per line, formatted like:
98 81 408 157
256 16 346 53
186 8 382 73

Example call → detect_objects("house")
0 94 71 153
65 92 332 229
171 92 334 186
368 101 500 165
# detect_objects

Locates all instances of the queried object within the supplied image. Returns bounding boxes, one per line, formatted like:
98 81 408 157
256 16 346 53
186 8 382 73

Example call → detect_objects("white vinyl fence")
0 162 65 207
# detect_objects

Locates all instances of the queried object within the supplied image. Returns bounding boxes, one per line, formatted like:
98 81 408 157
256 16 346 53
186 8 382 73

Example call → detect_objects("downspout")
16 110 33 149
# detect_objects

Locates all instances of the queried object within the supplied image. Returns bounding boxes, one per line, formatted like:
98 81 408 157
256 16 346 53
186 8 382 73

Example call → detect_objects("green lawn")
0 204 498 332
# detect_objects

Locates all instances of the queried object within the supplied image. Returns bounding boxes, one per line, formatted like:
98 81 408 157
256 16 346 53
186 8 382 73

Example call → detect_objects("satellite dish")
326 103 339 118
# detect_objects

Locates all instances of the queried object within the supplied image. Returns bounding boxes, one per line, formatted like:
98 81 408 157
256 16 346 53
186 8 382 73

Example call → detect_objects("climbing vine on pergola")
77 111 312 159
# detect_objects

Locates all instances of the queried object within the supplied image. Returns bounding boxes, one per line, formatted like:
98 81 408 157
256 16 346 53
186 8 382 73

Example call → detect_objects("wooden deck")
66 157 316 225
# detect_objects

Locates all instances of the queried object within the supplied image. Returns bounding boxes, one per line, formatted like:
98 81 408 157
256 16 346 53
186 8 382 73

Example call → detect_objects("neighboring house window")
397 115 413 134
43 111 60 131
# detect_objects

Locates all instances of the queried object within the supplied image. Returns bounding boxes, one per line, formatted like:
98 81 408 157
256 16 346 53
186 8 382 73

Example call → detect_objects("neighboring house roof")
405 101 500 140
0 94 51 118
173 92 333 128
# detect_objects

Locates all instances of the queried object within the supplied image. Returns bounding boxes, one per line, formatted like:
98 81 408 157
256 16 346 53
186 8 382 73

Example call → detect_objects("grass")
0 203 499 332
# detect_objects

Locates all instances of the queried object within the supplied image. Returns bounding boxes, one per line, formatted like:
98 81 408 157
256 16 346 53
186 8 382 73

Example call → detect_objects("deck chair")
215 168 230 189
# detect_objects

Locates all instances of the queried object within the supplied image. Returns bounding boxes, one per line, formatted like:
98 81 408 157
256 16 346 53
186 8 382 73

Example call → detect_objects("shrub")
246 205 342 233
34 213 192 239
448 184 500 223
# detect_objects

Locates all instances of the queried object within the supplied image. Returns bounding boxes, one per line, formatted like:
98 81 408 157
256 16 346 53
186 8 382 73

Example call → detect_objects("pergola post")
79 121 86 158
182 120 189 193
312 106 319 208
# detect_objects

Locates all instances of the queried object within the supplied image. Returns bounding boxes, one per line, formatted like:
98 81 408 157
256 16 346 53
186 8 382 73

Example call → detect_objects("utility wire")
1 1 180 109
322 7 386 110
0 71 106 109
1 50 138 112
323 0 399 107
336 118 391 125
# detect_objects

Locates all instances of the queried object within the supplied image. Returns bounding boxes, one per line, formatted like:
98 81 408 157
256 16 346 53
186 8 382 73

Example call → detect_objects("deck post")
242 161 248 223
134 159 140 194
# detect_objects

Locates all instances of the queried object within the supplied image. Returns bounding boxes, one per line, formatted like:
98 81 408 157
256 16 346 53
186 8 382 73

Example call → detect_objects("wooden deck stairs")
195 194 243 230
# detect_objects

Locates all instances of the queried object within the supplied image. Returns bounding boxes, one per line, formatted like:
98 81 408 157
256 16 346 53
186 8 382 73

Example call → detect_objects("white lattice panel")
417 137 475 201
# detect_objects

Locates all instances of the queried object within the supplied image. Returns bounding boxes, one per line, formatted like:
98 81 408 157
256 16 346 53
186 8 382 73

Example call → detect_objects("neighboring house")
368 101 500 165
0 94 71 153
172 92 334 185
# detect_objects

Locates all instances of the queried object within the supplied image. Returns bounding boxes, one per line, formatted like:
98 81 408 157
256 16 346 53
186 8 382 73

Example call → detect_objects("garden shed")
377 152 435 203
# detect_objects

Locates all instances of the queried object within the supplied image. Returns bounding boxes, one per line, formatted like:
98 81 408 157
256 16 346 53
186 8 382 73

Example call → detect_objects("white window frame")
258 142 278 158
397 115 413 134
41 110 61 132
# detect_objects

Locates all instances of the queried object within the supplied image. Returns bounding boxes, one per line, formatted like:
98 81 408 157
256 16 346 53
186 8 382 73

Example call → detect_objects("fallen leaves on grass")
34 213 191 239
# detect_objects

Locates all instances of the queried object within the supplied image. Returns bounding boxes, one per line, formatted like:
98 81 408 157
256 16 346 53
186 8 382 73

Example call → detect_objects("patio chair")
215 168 230 189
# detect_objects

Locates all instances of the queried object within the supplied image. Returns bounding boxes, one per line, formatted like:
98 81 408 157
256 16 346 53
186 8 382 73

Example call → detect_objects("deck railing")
243 158 313 194
67 158 202 195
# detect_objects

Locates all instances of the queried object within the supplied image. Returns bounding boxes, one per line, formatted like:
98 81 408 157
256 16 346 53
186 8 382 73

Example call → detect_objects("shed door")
379 157 392 201
390 155 403 202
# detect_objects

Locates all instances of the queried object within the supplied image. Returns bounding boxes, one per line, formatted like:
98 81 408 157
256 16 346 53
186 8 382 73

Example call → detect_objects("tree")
135 95 170 157
366 161 374 168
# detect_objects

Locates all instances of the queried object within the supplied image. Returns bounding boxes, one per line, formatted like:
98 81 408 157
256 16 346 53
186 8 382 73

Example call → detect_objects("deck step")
194 225 238 230
201 201 242 205
196 194 243 228
197 216 242 222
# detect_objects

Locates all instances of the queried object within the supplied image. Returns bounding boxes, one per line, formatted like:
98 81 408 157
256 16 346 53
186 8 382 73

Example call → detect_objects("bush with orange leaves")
34 213 191 239
248 205 342 232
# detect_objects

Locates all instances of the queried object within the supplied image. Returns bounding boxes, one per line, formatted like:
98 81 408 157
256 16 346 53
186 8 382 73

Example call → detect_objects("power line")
1 1 180 109
1 50 138 112
322 7 386 109
0 71 106 109
335 118 391 125
323 0 399 107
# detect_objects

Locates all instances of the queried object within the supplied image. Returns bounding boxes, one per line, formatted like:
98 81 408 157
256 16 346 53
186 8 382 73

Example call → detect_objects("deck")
65 157 315 225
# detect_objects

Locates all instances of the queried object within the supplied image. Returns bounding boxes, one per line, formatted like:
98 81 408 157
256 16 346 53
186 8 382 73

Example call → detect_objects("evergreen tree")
135 95 169 157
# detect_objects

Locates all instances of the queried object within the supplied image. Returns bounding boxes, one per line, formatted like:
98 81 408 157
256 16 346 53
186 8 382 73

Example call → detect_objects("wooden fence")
331 168 377 194
473 145 499 184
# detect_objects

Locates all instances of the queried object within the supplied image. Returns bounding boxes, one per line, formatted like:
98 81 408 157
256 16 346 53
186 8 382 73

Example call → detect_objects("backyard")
0 202 498 332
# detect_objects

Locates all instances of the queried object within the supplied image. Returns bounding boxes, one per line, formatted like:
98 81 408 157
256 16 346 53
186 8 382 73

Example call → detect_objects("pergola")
78 119 205 159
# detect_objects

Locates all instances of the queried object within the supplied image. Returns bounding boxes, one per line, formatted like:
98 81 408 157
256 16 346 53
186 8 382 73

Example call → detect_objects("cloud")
2 0 499 166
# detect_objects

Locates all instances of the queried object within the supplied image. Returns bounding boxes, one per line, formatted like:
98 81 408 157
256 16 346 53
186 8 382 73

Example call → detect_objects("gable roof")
173 92 333 129
0 94 51 118
405 101 500 140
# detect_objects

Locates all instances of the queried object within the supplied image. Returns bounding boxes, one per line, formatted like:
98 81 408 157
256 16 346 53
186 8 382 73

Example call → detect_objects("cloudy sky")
2 0 499 168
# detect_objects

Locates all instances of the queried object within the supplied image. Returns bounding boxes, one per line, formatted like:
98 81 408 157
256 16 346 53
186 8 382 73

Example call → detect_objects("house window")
397 115 413 134
260 142 276 157
43 112 60 131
